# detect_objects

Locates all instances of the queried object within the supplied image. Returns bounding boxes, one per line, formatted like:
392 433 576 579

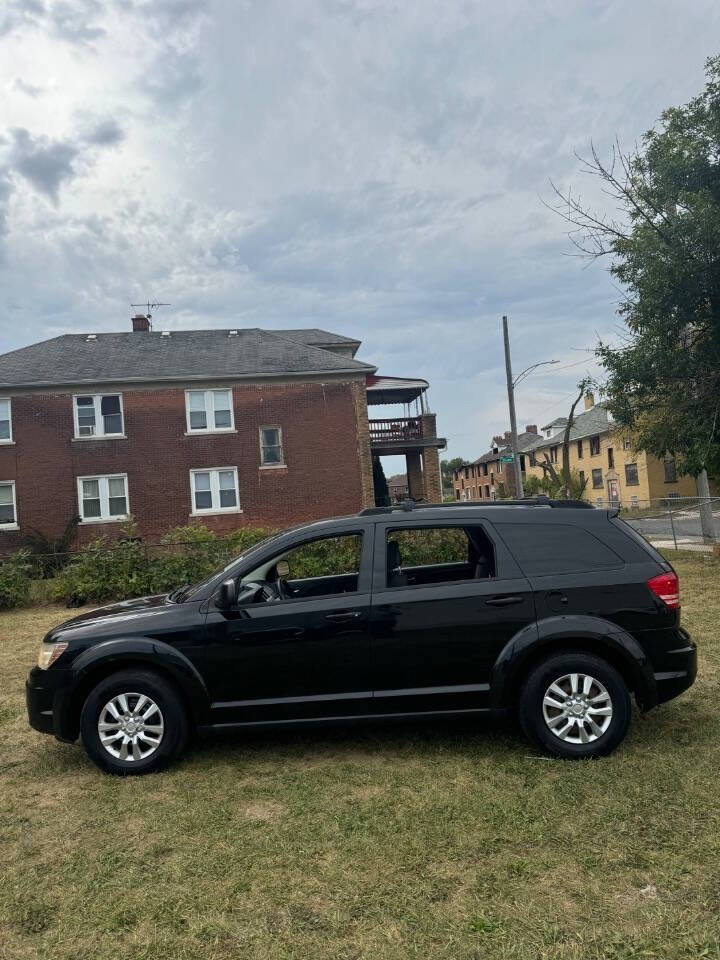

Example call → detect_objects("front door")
202 528 375 725
369 520 536 714
607 479 619 504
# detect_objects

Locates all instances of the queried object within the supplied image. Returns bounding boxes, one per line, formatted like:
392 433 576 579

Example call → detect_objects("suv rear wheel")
80 669 188 775
519 651 631 758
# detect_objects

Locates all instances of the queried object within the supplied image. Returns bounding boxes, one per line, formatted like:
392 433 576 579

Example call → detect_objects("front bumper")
26 667 76 741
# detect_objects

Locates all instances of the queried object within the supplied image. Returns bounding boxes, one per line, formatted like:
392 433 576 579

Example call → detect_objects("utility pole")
502 315 524 499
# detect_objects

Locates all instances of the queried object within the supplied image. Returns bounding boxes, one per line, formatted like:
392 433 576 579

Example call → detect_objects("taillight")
647 571 680 609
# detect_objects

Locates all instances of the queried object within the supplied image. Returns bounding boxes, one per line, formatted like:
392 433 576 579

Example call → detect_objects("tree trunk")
560 381 590 498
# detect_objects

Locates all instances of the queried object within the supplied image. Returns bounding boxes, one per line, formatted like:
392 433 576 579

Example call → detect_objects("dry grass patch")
0 557 719 959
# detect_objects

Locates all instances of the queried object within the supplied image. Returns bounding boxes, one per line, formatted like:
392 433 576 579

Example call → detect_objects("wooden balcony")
369 414 446 455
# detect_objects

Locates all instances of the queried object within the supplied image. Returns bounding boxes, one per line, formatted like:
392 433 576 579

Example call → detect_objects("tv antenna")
130 301 171 328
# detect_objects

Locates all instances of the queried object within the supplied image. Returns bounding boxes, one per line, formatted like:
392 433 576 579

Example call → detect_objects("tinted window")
385 525 495 588
283 534 362 580
494 522 623 575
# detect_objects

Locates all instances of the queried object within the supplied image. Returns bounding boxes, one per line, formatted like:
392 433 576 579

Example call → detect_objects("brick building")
0 317 445 546
452 426 538 501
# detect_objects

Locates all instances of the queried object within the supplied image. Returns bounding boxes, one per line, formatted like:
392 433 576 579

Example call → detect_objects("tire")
518 651 631 759
80 669 188 775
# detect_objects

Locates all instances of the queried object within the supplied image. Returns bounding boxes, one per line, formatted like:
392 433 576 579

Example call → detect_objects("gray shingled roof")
272 328 361 347
519 405 611 452
468 431 539 466
0 328 375 388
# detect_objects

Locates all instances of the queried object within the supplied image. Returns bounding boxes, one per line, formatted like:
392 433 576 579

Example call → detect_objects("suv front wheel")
80 669 188 775
519 651 631 758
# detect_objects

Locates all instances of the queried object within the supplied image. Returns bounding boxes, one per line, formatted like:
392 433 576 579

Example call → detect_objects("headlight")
37 641 68 670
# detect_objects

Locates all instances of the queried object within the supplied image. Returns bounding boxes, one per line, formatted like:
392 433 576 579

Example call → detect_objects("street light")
502 315 557 499
513 359 559 388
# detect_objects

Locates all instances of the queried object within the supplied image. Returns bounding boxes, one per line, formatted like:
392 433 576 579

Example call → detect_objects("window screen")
495 523 623 575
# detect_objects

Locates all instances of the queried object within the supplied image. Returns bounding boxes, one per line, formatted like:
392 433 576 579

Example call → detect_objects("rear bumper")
26 667 76 742
653 636 697 704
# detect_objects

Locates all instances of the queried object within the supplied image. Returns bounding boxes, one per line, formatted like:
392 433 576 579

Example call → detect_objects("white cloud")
0 0 718 466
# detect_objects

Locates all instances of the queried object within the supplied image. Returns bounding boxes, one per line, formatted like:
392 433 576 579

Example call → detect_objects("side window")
260 534 364 599
186 389 234 433
0 399 12 443
260 426 284 466
494 522 623 576
74 394 124 438
385 525 495 588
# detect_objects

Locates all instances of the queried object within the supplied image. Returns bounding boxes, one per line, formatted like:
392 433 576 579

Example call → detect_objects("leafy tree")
549 55 720 478
372 456 390 506
527 469 588 501
441 457 465 495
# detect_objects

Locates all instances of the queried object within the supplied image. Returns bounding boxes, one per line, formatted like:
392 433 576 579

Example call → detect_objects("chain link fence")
594 496 720 549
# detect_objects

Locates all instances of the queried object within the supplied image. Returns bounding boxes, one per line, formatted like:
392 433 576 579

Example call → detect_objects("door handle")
485 595 524 607
325 611 363 622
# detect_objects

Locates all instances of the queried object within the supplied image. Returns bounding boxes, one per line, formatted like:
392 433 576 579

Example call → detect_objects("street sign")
500 455 514 463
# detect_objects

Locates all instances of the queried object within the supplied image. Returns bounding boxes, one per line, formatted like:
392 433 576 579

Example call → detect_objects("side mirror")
276 559 290 579
215 579 237 610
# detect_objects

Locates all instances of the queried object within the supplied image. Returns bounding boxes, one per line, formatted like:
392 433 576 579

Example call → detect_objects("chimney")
584 392 595 411
525 424 538 434
132 314 150 333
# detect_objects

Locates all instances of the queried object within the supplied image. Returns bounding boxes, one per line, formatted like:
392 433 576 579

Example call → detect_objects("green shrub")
0 551 33 610
148 525 222 594
53 535 152 606
51 524 281 606
284 534 362 579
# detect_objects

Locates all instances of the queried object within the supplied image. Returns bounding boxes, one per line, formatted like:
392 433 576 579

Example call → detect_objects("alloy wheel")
97 692 165 762
542 672 613 744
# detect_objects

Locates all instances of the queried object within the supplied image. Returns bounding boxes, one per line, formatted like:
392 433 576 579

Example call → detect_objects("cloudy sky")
1 0 718 469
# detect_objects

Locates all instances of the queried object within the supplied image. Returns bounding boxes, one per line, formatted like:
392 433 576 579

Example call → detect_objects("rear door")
492 515 662 636
368 520 536 714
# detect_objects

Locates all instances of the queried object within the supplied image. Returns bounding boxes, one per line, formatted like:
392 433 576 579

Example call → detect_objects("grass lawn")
1 556 719 960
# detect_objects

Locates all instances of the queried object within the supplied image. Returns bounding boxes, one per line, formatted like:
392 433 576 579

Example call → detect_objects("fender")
489 614 657 711
61 637 211 734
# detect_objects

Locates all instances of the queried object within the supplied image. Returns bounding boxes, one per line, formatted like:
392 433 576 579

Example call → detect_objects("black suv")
26 500 696 774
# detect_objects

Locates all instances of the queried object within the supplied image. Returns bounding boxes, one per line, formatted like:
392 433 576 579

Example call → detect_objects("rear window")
494 522 623 575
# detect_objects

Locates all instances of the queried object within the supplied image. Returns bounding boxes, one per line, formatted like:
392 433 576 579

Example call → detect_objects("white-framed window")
0 481 18 529
77 474 129 522
259 426 284 466
185 390 234 433
73 394 124 438
0 398 12 443
190 468 240 514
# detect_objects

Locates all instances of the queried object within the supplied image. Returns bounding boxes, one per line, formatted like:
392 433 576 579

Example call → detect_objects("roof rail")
359 497 593 516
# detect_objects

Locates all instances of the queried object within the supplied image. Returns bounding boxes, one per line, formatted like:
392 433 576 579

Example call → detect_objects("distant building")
452 426 539 501
519 393 701 507
387 473 409 503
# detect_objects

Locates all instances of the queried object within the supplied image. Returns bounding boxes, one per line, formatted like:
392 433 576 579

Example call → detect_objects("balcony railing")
369 417 422 443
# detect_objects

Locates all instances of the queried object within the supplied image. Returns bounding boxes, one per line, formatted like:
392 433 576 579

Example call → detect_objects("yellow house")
519 394 698 508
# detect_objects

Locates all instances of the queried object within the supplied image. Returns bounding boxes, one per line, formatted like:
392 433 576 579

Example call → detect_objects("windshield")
175 528 297 601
